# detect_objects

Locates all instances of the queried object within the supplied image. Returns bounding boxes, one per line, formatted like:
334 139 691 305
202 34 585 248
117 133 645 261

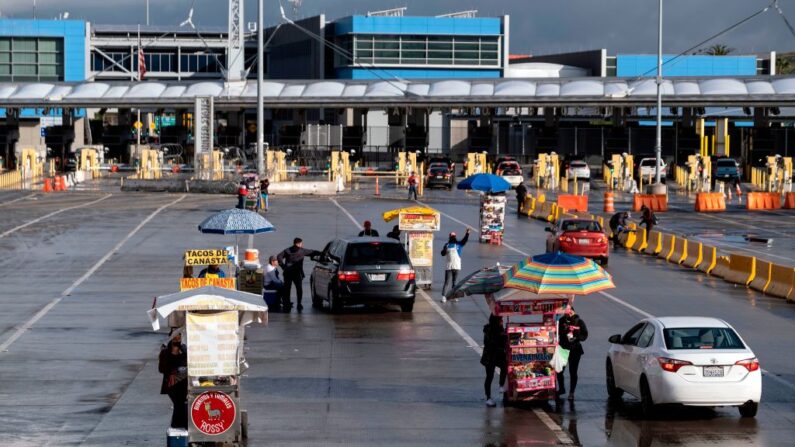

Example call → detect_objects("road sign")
149 121 156 131
134 121 143 129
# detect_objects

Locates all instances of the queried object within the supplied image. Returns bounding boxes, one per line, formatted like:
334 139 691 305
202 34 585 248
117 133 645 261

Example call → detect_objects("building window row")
0 37 64 82
335 34 501 68
91 50 226 74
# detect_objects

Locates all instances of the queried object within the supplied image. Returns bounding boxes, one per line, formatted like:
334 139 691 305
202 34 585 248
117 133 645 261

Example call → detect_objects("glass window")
622 323 646 346
13 53 36 64
454 51 479 61
0 39 10 51
39 65 58 76
428 42 453 51
189 55 198 72
345 242 409 265
374 41 399 50
403 51 425 60
637 324 655 348
38 39 60 52
150 54 160 72
12 64 36 75
180 55 189 71
0 65 10 75
402 41 425 51
663 327 745 350
455 43 479 51
12 39 35 52
39 53 58 64
0 53 9 64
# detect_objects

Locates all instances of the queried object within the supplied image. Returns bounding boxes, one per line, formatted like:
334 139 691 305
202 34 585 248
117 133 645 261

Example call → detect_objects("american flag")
138 42 147 81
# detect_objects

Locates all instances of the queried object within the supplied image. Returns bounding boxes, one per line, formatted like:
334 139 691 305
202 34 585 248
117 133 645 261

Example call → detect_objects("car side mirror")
310 254 322 262
608 334 622 344
544 227 553 233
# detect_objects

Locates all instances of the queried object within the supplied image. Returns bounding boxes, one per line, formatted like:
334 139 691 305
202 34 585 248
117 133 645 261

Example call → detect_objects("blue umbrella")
198 208 275 235
457 173 512 193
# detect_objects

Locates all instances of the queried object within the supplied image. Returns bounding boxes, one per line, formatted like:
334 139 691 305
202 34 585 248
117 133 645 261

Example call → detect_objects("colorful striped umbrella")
444 264 509 299
501 252 614 295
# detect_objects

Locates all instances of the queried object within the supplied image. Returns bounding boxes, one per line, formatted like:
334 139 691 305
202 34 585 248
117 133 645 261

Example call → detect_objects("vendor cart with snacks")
479 192 506 244
242 173 261 212
382 206 440 289
487 292 571 402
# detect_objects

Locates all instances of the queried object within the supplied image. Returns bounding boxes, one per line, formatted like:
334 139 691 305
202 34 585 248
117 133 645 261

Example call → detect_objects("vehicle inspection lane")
0 193 112 239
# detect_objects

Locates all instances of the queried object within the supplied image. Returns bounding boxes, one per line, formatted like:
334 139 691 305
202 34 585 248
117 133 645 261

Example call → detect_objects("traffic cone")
43 178 53 193
727 187 732 201
61 175 69 191
54 176 63 191
375 176 381 196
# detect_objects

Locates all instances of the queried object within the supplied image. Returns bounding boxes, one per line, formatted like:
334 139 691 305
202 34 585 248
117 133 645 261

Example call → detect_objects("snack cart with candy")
382 206 441 289
487 292 571 402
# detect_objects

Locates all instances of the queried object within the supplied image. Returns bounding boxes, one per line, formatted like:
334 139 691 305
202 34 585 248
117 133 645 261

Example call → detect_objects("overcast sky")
3 0 794 55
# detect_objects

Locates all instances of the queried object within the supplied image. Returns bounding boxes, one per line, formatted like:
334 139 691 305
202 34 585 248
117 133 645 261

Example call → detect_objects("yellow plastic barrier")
643 231 662 255
749 260 773 294
682 240 703 269
630 228 647 251
724 254 756 286
698 245 717 275
523 196 536 216
657 233 675 261
766 264 795 300
623 229 637 250
711 255 731 278
617 230 630 248
669 237 688 265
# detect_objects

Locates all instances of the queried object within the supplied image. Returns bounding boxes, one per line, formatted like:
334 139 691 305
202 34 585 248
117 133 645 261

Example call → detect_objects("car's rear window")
717 160 737 167
346 242 409 265
663 327 745 350
561 220 601 232
570 161 587 168
430 167 448 174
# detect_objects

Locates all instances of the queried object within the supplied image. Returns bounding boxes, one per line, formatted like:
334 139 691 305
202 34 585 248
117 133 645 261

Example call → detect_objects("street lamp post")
651 0 667 193
256 0 265 176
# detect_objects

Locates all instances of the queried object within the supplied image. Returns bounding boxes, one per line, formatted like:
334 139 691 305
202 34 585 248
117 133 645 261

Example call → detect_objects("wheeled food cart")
486 292 572 403
242 173 261 212
479 192 506 244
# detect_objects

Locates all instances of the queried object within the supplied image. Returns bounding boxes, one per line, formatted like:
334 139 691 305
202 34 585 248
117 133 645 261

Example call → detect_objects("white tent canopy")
147 286 267 331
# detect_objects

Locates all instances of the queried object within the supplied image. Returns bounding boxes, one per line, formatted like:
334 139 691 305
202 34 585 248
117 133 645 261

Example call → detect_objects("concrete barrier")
630 228 647 251
657 233 675 260
694 192 726 212
269 181 338 195
669 237 687 264
557 194 589 212
682 240 703 269
711 255 731 278
746 192 782 211
697 245 716 274
633 194 668 212
724 254 756 286
749 259 773 293
643 231 662 255
766 264 795 300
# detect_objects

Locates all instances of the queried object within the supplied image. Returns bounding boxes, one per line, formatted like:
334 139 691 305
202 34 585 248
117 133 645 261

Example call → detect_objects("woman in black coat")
159 334 188 428
557 306 588 400
480 314 508 407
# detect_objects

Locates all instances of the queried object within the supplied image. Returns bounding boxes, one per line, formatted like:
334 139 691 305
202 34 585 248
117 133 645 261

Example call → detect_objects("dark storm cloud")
4 0 793 54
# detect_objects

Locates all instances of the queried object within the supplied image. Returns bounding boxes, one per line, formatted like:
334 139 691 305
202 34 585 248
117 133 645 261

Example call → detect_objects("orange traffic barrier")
694 192 726 212
657 233 675 260
749 259 773 294
633 194 668 212
643 231 662 255
604 192 614 212
766 264 795 300
375 177 380 196
682 240 703 269
630 228 647 251
711 255 731 278
724 254 756 286
669 237 687 264
784 192 795 209
42 178 53 193
53 176 63 191
746 192 782 211
557 194 589 213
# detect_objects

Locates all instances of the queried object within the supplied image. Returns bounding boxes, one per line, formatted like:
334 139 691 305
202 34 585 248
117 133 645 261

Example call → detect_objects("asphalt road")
0 186 794 446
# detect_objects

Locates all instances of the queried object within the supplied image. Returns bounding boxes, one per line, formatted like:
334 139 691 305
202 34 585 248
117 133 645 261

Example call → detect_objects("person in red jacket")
407 172 418 200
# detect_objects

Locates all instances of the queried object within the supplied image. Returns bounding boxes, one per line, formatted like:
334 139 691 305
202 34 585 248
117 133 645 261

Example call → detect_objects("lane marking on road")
0 193 35 207
0 194 186 353
336 198 575 445
0 194 111 239
422 201 795 393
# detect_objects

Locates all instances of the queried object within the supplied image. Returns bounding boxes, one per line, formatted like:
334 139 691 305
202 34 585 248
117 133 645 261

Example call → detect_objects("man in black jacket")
515 182 528 215
557 305 588 400
277 238 321 312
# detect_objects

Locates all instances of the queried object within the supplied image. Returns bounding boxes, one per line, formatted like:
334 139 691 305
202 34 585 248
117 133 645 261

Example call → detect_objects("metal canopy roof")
0 77 794 108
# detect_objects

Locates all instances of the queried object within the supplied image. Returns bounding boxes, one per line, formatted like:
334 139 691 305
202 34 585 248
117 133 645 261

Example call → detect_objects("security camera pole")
651 0 667 194
256 0 265 176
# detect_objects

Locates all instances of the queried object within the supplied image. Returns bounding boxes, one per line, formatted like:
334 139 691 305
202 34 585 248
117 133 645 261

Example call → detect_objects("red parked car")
545 219 609 266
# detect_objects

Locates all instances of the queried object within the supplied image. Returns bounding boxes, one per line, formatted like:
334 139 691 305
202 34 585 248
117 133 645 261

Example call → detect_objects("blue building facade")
329 15 507 79
616 54 758 77
0 19 87 119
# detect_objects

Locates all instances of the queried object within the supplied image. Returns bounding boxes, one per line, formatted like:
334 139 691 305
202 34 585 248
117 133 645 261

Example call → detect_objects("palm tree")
776 56 794 75
702 44 734 56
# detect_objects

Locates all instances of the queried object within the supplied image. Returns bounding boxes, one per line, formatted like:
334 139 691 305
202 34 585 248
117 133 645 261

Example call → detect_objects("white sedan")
606 316 761 418
567 160 591 180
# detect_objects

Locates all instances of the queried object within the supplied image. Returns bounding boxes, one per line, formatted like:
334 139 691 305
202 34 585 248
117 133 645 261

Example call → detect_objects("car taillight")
735 358 760 372
338 271 361 282
559 236 573 243
396 269 415 281
444 174 450 179
658 357 693 373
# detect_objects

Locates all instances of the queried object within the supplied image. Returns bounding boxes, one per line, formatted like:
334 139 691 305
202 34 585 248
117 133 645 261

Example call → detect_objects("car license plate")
703 366 724 377
579 238 590 244
436 175 444 179
369 273 386 281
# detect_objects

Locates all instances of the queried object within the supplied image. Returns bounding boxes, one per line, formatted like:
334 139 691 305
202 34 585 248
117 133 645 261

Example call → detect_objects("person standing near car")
358 220 379 237
481 314 508 407
515 182 528 215
557 305 588 400
440 228 470 300
277 238 321 313
386 225 401 241
608 211 629 248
